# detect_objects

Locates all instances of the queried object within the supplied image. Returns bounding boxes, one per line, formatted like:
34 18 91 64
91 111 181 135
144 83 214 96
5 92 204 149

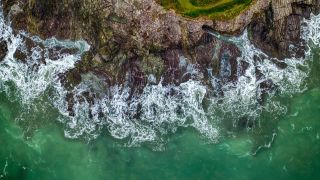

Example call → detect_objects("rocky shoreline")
1 0 320 120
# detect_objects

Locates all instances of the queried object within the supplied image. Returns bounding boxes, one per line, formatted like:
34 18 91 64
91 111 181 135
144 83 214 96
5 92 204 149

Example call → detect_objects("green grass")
157 0 254 20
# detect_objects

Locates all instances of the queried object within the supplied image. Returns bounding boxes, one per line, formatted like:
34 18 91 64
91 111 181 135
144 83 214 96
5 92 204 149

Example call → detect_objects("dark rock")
123 56 147 96
292 3 312 19
13 49 27 62
48 47 79 61
257 79 275 105
218 43 241 82
162 49 181 85
0 41 8 61
249 1 319 60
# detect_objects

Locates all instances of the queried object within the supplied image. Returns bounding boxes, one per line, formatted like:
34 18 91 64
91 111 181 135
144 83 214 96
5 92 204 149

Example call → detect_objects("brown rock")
249 0 319 60
2 0 319 101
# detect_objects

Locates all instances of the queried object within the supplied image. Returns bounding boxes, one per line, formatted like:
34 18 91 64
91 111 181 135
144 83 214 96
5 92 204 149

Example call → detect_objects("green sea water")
0 47 319 180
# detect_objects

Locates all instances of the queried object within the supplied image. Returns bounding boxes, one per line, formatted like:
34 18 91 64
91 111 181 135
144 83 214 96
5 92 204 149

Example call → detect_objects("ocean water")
1 2 320 180
0 85 320 180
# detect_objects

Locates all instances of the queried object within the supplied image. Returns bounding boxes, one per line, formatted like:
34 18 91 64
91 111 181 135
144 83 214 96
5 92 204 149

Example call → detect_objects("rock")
249 0 320 60
13 49 27 62
212 0 271 34
2 0 319 101
48 47 79 61
162 49 182 85
0 41 7 61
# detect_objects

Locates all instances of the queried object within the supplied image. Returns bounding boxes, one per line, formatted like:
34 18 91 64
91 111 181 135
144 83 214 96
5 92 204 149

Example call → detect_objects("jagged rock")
2 0 319 97
249 0 320 60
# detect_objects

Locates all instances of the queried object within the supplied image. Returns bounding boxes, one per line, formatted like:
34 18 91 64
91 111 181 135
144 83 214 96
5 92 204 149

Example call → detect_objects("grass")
157 0 254 20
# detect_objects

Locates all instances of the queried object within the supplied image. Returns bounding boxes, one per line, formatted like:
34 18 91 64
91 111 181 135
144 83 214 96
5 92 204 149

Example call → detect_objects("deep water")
1 2 320 180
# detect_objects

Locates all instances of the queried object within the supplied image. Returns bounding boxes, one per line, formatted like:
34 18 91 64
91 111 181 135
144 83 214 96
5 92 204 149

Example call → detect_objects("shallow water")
1 1 320 179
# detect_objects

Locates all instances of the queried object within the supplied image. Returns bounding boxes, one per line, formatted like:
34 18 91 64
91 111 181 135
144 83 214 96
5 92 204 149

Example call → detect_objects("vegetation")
157 0 253 20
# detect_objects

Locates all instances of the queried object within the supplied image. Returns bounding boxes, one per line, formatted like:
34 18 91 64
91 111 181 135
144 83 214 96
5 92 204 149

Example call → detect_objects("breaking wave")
0 1 319 147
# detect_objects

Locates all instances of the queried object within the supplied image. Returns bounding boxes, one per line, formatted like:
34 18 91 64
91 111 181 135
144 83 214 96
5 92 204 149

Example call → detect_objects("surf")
0 0 319 149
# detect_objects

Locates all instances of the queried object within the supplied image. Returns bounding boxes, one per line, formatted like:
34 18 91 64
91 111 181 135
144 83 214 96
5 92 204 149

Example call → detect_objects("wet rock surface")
249 0 320 60
1 0 319 116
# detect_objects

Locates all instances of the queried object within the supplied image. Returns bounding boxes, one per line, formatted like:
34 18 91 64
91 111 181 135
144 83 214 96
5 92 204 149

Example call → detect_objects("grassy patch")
157 0 253 20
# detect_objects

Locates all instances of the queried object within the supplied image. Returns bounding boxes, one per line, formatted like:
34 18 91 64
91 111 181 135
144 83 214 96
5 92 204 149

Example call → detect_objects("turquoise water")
1 2 320 179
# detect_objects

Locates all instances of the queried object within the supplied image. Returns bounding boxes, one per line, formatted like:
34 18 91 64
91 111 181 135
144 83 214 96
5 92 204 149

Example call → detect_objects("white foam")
55 77 219 144
206 13 320 127
0 4 90 118
302 14 320 46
